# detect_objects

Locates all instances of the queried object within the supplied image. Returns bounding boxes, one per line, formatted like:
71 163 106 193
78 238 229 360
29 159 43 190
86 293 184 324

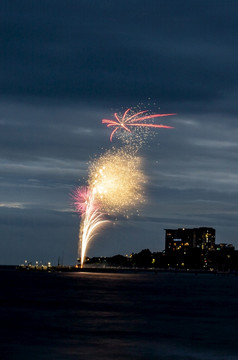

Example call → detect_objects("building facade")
165 227 216 254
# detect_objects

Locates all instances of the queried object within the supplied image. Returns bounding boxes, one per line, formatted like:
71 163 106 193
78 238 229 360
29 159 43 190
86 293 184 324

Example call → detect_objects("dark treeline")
87 247 238 272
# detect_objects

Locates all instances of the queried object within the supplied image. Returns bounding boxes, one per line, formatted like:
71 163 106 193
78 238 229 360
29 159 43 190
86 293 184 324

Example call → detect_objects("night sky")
1 0 238 265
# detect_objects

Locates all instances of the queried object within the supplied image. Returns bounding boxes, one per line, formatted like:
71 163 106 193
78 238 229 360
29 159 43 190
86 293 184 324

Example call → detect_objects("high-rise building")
165 227 216 254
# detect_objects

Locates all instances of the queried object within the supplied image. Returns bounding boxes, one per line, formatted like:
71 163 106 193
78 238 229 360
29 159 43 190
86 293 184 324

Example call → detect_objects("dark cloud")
1 1 238 107
0 1 238 264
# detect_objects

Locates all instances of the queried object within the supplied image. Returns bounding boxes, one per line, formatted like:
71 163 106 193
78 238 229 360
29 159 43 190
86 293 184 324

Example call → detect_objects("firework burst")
89 147 146 215
72 105 175 268
102 108 175 141
71 186 93 214
72 147 146 267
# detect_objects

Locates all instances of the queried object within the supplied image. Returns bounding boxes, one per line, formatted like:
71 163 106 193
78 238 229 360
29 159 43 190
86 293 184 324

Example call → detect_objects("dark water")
1 270 238 360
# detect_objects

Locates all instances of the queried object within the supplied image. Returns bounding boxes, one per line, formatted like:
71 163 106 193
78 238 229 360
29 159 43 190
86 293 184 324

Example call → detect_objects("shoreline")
0 265 236 275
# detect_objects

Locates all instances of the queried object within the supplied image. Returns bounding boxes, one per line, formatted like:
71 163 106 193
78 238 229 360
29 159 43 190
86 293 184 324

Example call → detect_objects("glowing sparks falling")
102 108 175 141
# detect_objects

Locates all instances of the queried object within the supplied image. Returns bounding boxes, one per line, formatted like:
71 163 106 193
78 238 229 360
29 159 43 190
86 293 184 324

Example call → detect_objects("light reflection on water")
1 271 238 360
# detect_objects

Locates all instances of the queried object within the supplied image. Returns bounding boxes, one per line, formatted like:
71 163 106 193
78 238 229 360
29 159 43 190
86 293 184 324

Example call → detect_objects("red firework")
102 108 175 141
71 186 94 215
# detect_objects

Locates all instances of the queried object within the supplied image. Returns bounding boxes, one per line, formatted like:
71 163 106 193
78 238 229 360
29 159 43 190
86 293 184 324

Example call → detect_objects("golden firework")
89 147 147 215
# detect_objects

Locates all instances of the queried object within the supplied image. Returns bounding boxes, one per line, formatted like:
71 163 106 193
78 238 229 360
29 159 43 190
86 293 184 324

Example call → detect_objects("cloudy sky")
1 0 238 265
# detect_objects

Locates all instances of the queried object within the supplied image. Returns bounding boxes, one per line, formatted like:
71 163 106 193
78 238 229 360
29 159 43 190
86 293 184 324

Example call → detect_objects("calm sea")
0 269 238 360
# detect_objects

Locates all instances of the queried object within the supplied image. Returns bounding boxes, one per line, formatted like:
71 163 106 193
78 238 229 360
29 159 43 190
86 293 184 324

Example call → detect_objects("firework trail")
71 187 108 268
102 108 175 141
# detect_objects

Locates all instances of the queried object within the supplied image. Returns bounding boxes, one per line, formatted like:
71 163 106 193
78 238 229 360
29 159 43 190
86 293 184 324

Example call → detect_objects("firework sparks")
72 147 146 267
72 187 108 268
102 108 175 141
79 191 108 268
72 105 175 268
71 186 93 214
89 147 146 215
